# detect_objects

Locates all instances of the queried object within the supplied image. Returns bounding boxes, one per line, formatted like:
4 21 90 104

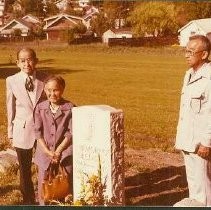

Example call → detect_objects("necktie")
25 76 34 92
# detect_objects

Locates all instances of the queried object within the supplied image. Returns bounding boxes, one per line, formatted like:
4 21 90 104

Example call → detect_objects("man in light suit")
174 35 211 207
6 48 46 205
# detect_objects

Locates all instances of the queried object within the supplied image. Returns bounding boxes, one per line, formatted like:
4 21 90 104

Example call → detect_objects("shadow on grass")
38 59 55 64
0 63 87 79
125 165 188 206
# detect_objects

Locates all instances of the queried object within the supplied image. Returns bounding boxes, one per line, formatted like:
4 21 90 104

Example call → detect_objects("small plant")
44 155 107 206
49 194 73 206
74 154 107 206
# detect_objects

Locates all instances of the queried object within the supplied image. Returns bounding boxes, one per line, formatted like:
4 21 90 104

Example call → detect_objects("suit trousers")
15 147 35 205
183 151 211 206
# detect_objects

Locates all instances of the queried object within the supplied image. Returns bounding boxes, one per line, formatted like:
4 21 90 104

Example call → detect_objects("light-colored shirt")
20 71 37 107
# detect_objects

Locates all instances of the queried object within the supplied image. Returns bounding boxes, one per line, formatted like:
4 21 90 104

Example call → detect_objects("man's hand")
197 144 211 160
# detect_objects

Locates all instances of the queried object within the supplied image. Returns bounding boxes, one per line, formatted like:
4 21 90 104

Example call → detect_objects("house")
0 19 36 37
102 28 133 43
114 18 126 29
0 14 40 37
78 0 90 8
82 6 99 29
43 13 85 40
178 18 211 47
55 0 71 11
22 14 40 24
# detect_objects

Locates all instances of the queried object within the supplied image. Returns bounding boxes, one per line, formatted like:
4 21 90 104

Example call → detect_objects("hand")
54 146 63 159
46 150 54 159
197 144 211 160
52 151 61 164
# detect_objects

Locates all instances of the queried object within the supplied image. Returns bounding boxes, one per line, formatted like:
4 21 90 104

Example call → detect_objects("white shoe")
173 198 205 207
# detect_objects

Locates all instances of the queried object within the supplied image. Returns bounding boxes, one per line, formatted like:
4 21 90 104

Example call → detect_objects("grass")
0 162 38 205
0 164 21 205
0 41 187 205
0 42 186 152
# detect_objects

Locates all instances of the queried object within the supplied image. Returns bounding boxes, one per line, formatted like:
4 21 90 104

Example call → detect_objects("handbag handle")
47 163 58 183
47 163 67 182
58 164 68 177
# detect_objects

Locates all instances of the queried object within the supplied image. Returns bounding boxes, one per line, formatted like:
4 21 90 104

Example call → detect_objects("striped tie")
25 76 34 92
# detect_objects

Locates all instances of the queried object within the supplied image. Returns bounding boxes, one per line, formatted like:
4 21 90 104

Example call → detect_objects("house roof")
22 14 40 24
178 18 211 33
83 6 99 20
44 13 83 22
0 19 32 32
43 14 82 30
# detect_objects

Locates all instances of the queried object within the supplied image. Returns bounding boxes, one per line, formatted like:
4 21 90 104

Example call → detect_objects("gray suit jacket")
6 71 46 149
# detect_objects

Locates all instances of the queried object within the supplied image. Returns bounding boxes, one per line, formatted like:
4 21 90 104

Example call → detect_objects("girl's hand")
47 150 54 158
51 151 61 164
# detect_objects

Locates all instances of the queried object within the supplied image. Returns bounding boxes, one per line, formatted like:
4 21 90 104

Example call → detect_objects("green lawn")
0 42 186 151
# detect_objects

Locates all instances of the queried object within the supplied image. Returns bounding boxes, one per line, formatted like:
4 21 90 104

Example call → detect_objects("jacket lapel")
188 63 211 85
35 79 44 106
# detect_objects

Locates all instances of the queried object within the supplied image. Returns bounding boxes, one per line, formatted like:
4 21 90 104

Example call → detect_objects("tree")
67 23 87 42
128 1 178 37
175 1 211 27
90 13 109 37
44 0 59 16
5 0 16 13
10 0 59 18
33 23 46 40
19 0 44 17
73 23 87 36
103 0 134 28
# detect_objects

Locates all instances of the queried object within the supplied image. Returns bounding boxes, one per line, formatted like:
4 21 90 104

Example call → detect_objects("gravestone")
72 105 124 206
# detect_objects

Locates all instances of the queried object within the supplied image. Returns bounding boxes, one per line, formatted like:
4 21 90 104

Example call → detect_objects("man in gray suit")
6 48 46 204
174 35 211 206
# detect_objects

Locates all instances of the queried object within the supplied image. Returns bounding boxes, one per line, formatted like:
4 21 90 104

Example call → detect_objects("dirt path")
125 147 188 206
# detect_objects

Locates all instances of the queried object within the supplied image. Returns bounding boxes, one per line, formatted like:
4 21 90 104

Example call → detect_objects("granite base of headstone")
72 105 124 206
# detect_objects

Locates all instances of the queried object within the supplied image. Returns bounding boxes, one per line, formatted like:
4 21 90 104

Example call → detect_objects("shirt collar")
39 99 71 111
20 70 36 81
188 62 211 79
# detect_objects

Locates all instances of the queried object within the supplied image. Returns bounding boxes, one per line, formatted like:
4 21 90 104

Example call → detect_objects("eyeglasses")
185 49 205 56
18 58 34 63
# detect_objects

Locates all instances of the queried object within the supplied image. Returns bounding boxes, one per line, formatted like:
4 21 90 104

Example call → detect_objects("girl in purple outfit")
34 75 74 205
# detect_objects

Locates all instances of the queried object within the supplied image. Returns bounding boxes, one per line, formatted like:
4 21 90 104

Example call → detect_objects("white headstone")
72 105 124 206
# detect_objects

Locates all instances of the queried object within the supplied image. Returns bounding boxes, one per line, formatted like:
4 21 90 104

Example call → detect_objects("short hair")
17 48 37 59
44 75 66 90
189 35 211 56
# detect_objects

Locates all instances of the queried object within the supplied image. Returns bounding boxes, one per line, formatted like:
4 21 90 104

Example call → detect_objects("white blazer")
6 71 45 149
175 62 211 152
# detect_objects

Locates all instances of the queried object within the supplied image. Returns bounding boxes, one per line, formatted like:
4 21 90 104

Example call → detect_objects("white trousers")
183 151 211 206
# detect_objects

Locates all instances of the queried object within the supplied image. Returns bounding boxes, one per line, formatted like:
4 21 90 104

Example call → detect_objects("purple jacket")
34 99 74 170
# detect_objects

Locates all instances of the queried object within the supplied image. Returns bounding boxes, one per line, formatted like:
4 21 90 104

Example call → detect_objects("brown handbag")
41 163 71 202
